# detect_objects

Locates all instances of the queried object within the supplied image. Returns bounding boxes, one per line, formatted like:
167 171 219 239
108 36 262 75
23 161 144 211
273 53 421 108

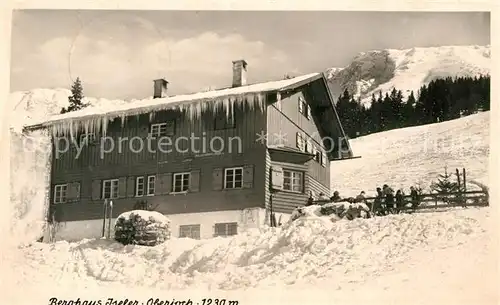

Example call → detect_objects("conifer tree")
61 77 88 114
431 166 459 194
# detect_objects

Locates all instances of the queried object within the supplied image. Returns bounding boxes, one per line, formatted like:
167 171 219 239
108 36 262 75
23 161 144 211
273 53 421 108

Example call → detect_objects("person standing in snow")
355 191 371 218
395 189 405 213
383 184 395 214
373 187 384 215
355 191 366 203
330 191 341 202
410 186 420 210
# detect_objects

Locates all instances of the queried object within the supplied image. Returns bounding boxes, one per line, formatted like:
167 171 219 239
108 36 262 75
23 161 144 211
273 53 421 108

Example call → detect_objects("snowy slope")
332 111 489 196
327 45 491 105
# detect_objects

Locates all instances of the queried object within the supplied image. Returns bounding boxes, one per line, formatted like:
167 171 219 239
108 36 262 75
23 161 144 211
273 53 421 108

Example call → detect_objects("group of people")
306 184 421 220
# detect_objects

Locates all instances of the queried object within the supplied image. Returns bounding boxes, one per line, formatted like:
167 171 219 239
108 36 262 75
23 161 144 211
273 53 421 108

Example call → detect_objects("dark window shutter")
243 165 254 189
156 173 172 195
118 177 127 198
190 170 201 192
126 177 135 197
212 168 223 190
67 182 81 202
91 179 101 201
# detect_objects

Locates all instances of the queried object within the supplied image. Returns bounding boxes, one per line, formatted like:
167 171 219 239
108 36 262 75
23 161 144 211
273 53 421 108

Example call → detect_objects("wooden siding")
266 159 329 214
265 84 335 214
50 103 268 222
266 90 331 190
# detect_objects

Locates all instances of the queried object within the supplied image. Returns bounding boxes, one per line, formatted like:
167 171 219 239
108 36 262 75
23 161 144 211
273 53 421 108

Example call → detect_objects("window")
296 132 305 151
298 96 311 120
214 112 236 130
172 172 190 193
79 133 97 145
312 146 321 163
179 225 201 239
321 152 327 167
103 179 119 199
147 175 156 196
298 97 305 114
214 222 238 237
224 167 243 189
283 170 304 193
53 184 68 204
150 121 175 138
135 177 145 197
306 139 313 153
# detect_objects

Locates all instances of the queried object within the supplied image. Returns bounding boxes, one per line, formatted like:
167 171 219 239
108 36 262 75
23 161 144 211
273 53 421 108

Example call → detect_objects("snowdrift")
7 130 52 247
332 111 489 195
4 208 491 291
327 45 490 105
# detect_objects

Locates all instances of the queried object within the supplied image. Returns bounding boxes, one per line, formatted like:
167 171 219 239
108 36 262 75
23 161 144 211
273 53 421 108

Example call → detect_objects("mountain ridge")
9 44 490 131
326 44 490 106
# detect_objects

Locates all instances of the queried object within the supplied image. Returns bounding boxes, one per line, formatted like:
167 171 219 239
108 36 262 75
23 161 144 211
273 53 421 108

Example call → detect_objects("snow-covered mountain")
327 45 491 106
9 45 490 131
8 88 133 132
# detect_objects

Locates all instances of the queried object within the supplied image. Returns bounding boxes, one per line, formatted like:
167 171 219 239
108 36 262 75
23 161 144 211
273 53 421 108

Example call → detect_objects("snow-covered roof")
26 72 323 133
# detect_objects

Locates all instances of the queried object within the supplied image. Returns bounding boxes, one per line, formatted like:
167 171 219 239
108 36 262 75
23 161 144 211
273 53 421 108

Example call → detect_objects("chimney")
232 60 248 87
153 78 168 98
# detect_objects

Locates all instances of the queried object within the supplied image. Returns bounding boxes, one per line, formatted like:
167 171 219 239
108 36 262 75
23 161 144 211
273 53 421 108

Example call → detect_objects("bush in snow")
114 210 170 246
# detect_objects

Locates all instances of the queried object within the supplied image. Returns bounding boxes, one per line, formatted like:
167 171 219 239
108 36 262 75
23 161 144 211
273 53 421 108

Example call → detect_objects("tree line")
335 75 490 138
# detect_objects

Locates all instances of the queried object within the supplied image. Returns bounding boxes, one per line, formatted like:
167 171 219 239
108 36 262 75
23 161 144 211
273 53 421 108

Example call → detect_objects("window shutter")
156 173 172 195
91 179 101 201
271 166 283 190
212 168 223 191
67 182 81 202
298 98 304 113
296 132 302 150
190 170 201 192
307 104 312 120
243 165 254 189
127 177 135 197
306 139 313 153
321 152 327 167
118 177 127 198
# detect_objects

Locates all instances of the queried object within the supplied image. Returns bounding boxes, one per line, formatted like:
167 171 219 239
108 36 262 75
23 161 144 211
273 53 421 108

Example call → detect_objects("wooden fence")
312 189 489 213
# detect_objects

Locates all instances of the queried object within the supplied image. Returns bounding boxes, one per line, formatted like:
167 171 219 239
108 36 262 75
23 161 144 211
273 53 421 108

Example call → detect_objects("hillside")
332 111 490 196
327 45 490 105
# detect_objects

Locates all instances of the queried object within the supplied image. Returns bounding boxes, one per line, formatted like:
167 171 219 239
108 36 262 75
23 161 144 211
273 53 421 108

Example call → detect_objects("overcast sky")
10 10 490 100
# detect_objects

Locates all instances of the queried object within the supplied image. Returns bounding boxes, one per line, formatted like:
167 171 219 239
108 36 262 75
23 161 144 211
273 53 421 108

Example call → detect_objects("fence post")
463 168 467 192
107 200 113 239
102 199 108 238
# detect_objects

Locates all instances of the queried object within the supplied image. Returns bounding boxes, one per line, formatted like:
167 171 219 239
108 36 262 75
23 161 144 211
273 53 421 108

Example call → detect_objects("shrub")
114 210 171 246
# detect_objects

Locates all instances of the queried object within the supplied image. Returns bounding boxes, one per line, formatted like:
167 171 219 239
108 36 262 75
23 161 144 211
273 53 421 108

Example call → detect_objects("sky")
10 10 490 100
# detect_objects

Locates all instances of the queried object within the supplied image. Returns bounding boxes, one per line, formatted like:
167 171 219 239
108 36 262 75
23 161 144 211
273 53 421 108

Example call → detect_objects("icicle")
223 97 230 119
101 116 109 137
120 114 126 128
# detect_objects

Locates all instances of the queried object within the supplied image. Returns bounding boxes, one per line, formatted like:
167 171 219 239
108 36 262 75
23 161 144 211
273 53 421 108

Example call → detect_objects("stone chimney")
232 60 248 87
153 78 169 98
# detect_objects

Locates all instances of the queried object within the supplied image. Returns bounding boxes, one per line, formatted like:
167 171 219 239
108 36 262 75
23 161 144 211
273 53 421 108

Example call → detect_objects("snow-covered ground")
332 111 490 196
327 45 490 105
2 208 497 305
3 89 496 304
